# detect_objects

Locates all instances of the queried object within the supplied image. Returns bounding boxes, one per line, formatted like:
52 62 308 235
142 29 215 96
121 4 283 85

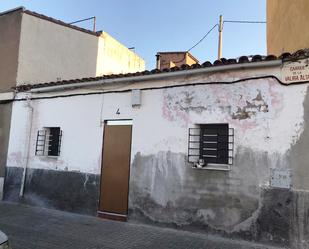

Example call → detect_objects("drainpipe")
19 96 33 197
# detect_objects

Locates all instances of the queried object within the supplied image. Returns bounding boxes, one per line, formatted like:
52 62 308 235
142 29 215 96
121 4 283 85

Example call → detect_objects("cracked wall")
128 78 309 248
5 69 309 248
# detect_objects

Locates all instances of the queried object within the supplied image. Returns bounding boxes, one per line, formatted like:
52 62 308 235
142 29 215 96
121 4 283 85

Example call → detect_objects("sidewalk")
0 202 285 249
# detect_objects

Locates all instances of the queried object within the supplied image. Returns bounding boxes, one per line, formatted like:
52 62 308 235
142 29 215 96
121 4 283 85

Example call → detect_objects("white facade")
0 7 146 204
6 59 309 247
7 65 308 186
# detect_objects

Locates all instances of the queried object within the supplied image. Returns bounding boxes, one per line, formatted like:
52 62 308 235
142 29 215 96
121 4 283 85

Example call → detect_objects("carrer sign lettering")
281 59 309 84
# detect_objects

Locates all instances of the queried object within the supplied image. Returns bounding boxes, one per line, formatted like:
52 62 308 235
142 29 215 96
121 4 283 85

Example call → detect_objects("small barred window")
35 127 62 156
188 123 234 169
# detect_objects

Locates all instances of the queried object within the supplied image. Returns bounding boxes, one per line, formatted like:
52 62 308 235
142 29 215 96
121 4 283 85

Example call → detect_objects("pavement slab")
0 202 287 249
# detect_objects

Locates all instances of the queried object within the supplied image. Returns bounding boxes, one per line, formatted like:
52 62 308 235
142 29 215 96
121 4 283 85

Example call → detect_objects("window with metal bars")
35 127 62 156
188 123 234 167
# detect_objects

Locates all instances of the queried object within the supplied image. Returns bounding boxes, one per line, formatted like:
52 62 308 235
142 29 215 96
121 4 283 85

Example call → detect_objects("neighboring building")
267 0 309 55
156 51 198 70
0 7 145 199
0 6 145 88
3 50 309 248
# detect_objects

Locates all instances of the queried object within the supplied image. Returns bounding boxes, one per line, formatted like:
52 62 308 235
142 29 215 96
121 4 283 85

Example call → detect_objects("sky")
1 0 266 70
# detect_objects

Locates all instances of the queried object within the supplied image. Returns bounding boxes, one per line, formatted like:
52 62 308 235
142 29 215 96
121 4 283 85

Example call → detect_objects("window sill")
192 163 231 171
36 155 59 159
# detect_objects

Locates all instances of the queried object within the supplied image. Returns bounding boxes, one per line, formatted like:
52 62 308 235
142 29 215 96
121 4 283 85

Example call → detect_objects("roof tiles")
14 49 309 92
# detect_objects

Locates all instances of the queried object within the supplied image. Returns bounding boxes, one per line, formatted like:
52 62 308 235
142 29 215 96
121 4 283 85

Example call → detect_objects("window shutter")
48 127 61 156
200 124 229 164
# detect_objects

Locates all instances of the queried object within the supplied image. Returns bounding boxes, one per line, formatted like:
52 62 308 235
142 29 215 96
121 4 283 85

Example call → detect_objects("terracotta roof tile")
238 56 249 63
213 60 223 66
14 49 309 92
202 61 212 67
227 58 237 64
279 52 292 60
265 55 277 61
191 63 202 69
251 55 263 62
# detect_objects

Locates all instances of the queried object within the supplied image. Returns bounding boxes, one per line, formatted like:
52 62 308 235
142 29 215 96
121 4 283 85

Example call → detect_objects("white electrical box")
132 89 141 107
270 168 291 189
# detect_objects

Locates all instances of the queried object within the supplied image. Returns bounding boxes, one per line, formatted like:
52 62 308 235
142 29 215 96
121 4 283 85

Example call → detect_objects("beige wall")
16 12 99 85
185 53 198 66
0 9 22 91
96 32 145 76
267 0 309 55
16 13 145 85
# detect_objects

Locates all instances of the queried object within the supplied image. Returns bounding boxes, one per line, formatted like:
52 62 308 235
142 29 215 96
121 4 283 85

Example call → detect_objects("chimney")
156 53 161 70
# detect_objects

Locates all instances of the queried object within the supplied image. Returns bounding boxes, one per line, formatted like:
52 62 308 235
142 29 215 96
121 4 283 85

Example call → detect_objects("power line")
186 19 266 52
224 20 266 24
187 24 218 52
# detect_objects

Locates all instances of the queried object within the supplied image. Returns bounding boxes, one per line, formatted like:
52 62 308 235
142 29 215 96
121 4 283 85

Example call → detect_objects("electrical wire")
6 75 307 103
187 24 218 52
224 20 266 24
186 20 266 52
223 20 266 29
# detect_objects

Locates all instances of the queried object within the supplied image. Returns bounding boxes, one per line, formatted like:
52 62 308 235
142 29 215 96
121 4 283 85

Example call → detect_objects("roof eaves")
157 51 188 54
0 6 25 17
16 48 309 92
16 59 283 92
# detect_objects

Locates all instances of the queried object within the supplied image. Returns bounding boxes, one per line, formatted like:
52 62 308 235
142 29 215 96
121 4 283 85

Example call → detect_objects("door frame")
97 119 133 221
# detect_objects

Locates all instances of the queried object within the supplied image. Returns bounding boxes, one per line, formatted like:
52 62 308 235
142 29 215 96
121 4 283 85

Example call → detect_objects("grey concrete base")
4 166 309 248
129 187 309 248
127 151 309 248
0 177 4 200
4 167 100 215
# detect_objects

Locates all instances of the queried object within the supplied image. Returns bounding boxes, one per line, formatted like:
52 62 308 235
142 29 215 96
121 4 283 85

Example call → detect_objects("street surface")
0 202 286 249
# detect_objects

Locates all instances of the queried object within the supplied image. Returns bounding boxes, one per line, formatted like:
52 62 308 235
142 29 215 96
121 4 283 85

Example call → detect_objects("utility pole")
218 15 223 60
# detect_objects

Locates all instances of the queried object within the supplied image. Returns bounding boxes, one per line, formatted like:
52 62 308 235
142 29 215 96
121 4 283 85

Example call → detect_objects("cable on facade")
6 75 309 104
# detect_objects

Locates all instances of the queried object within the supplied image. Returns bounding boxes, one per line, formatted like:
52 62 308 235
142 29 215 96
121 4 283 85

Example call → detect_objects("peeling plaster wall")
5 68 309 247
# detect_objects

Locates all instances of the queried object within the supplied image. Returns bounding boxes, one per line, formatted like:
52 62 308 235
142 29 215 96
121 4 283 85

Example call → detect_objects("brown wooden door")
98 122 132 221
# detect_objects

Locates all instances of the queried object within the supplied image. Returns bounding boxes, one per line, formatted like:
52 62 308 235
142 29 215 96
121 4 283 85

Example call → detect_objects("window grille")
35 127 62 156
188 124 234 166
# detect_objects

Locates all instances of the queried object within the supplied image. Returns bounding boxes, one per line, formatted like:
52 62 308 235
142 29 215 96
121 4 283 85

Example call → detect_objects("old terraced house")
2 3 309 249
2 49 309 249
